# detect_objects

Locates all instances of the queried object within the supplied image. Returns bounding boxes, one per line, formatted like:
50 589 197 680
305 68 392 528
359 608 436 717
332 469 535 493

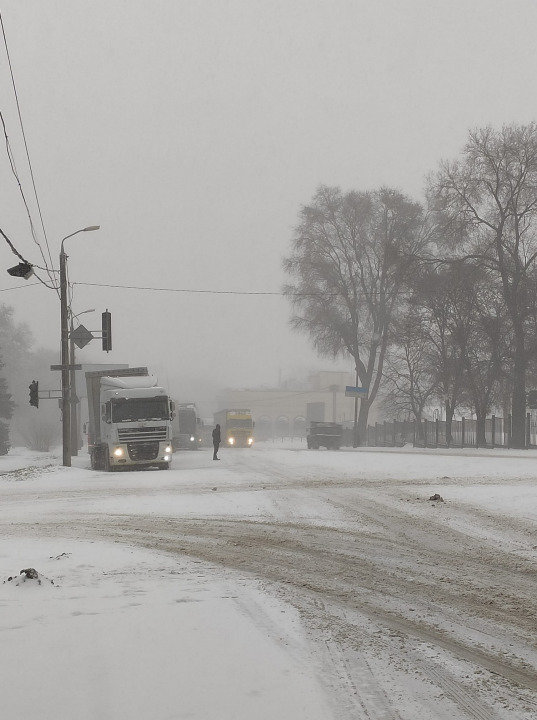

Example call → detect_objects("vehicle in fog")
307 421 342 449
86 367 174 471
172 403 202 450
214 408 254 448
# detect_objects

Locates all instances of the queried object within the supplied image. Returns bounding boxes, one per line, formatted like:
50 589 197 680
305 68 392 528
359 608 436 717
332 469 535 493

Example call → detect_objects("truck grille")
118 426 167 442
127 441 160 461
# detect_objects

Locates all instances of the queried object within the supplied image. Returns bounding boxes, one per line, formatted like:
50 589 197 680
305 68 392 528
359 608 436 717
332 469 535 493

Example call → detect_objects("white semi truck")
85 367 174 471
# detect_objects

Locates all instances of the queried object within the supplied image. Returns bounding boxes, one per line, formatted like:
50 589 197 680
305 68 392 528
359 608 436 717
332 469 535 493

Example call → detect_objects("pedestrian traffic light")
29 380 39 408
102 310 112 352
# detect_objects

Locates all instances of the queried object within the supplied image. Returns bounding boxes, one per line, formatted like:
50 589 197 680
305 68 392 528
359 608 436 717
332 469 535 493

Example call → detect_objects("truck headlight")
248 438 253 445
165 446 172 453
164 454 171 461
228 437 235 445
190 436 195 442
113 447 124 457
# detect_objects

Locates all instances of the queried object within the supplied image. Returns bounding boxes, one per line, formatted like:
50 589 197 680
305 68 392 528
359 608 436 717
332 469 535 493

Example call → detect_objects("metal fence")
364 415 521 448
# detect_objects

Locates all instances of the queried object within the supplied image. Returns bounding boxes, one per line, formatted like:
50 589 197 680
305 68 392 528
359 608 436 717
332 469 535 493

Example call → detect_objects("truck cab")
86 369 174 471
172 403 201 450
214 408 254 448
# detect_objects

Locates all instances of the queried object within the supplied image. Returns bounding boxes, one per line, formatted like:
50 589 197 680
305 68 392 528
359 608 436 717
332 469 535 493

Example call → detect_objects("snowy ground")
1 442 536 719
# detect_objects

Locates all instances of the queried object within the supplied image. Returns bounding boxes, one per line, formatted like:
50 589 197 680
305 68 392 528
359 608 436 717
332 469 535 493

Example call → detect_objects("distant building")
217 370 377 440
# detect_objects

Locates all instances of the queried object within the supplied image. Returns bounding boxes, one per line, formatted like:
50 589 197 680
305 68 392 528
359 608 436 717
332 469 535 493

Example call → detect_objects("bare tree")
382 312 437 442
431 123 537 448
411 265 474 446
462 277 510 446
283 185 427 442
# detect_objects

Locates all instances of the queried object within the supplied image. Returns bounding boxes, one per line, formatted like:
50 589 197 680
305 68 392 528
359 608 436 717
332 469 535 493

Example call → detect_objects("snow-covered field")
1 442 536 719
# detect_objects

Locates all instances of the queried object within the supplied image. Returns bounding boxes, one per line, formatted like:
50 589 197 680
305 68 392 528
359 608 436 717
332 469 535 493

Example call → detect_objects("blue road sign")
345 386 368 397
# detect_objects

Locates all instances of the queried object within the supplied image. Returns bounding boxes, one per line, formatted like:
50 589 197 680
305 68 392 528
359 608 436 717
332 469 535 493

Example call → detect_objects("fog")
2 0 537 405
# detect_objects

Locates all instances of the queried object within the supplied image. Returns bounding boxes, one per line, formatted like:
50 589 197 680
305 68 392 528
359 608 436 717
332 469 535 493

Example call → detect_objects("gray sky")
2 0 537 402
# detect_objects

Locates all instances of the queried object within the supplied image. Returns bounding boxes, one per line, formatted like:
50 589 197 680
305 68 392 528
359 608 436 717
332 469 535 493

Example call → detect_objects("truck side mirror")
170 400 176 420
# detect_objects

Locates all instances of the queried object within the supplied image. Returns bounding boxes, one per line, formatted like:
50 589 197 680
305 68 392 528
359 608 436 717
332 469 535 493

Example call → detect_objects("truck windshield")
227 418 252 428
112 397 169 422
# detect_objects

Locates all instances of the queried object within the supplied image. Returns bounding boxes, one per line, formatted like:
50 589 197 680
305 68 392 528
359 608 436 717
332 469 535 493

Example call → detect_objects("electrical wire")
0 225 57 290
73 281 282 295
0 281 40 291
0 110 58 289
0 11 55 279
0 225 27 263
32 270 59 291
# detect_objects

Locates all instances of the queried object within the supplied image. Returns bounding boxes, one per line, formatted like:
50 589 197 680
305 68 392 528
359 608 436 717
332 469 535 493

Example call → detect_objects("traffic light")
29 380 39 408
102 310 112 352
7 262 33 279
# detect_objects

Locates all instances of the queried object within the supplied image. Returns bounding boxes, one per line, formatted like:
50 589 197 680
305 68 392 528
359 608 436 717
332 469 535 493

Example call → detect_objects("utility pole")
60 246 71 467
69 313 78 456
58 225 100 467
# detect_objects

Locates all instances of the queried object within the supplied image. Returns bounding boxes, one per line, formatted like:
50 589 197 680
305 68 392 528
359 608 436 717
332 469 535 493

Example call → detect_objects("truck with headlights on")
86 367 174 471
213 408 254 448
172 402 202 450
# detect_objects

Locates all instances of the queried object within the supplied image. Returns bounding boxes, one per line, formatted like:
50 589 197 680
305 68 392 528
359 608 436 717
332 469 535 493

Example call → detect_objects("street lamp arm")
70 307 96 320
61 225 100 254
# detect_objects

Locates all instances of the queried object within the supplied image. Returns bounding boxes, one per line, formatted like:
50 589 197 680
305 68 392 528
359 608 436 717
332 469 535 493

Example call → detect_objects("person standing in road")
212 423 221 460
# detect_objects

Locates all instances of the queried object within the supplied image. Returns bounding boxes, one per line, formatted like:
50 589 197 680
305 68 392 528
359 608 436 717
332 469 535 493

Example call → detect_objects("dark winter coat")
212 426 221 444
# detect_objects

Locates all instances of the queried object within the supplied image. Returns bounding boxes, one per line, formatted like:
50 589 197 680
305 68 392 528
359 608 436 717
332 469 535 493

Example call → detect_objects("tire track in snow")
12 515 537 698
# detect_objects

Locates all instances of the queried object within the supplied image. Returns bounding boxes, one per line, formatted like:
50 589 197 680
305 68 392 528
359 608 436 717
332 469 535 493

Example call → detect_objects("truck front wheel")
158 462 170 470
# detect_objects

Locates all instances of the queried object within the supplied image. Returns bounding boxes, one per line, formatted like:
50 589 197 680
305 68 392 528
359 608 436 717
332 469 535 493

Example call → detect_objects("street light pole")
60 246 70 466
59 226 100 467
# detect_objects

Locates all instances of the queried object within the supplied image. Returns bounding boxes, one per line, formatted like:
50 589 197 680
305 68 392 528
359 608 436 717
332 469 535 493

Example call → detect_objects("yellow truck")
214 408 254 448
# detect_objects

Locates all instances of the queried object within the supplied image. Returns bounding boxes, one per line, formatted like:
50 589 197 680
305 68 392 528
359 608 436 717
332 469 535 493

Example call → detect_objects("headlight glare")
113 447 124 457
228 437 235 445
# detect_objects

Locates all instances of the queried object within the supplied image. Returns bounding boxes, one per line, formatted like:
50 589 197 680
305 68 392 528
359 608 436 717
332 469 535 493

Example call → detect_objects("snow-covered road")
1 443 536 719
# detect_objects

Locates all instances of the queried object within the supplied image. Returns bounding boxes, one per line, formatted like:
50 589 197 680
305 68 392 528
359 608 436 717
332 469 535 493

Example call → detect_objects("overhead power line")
0 225 27 263
0 281 41 292
73 281 282 295
0 225 57 290
0 11 55 280
0 110 58 289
